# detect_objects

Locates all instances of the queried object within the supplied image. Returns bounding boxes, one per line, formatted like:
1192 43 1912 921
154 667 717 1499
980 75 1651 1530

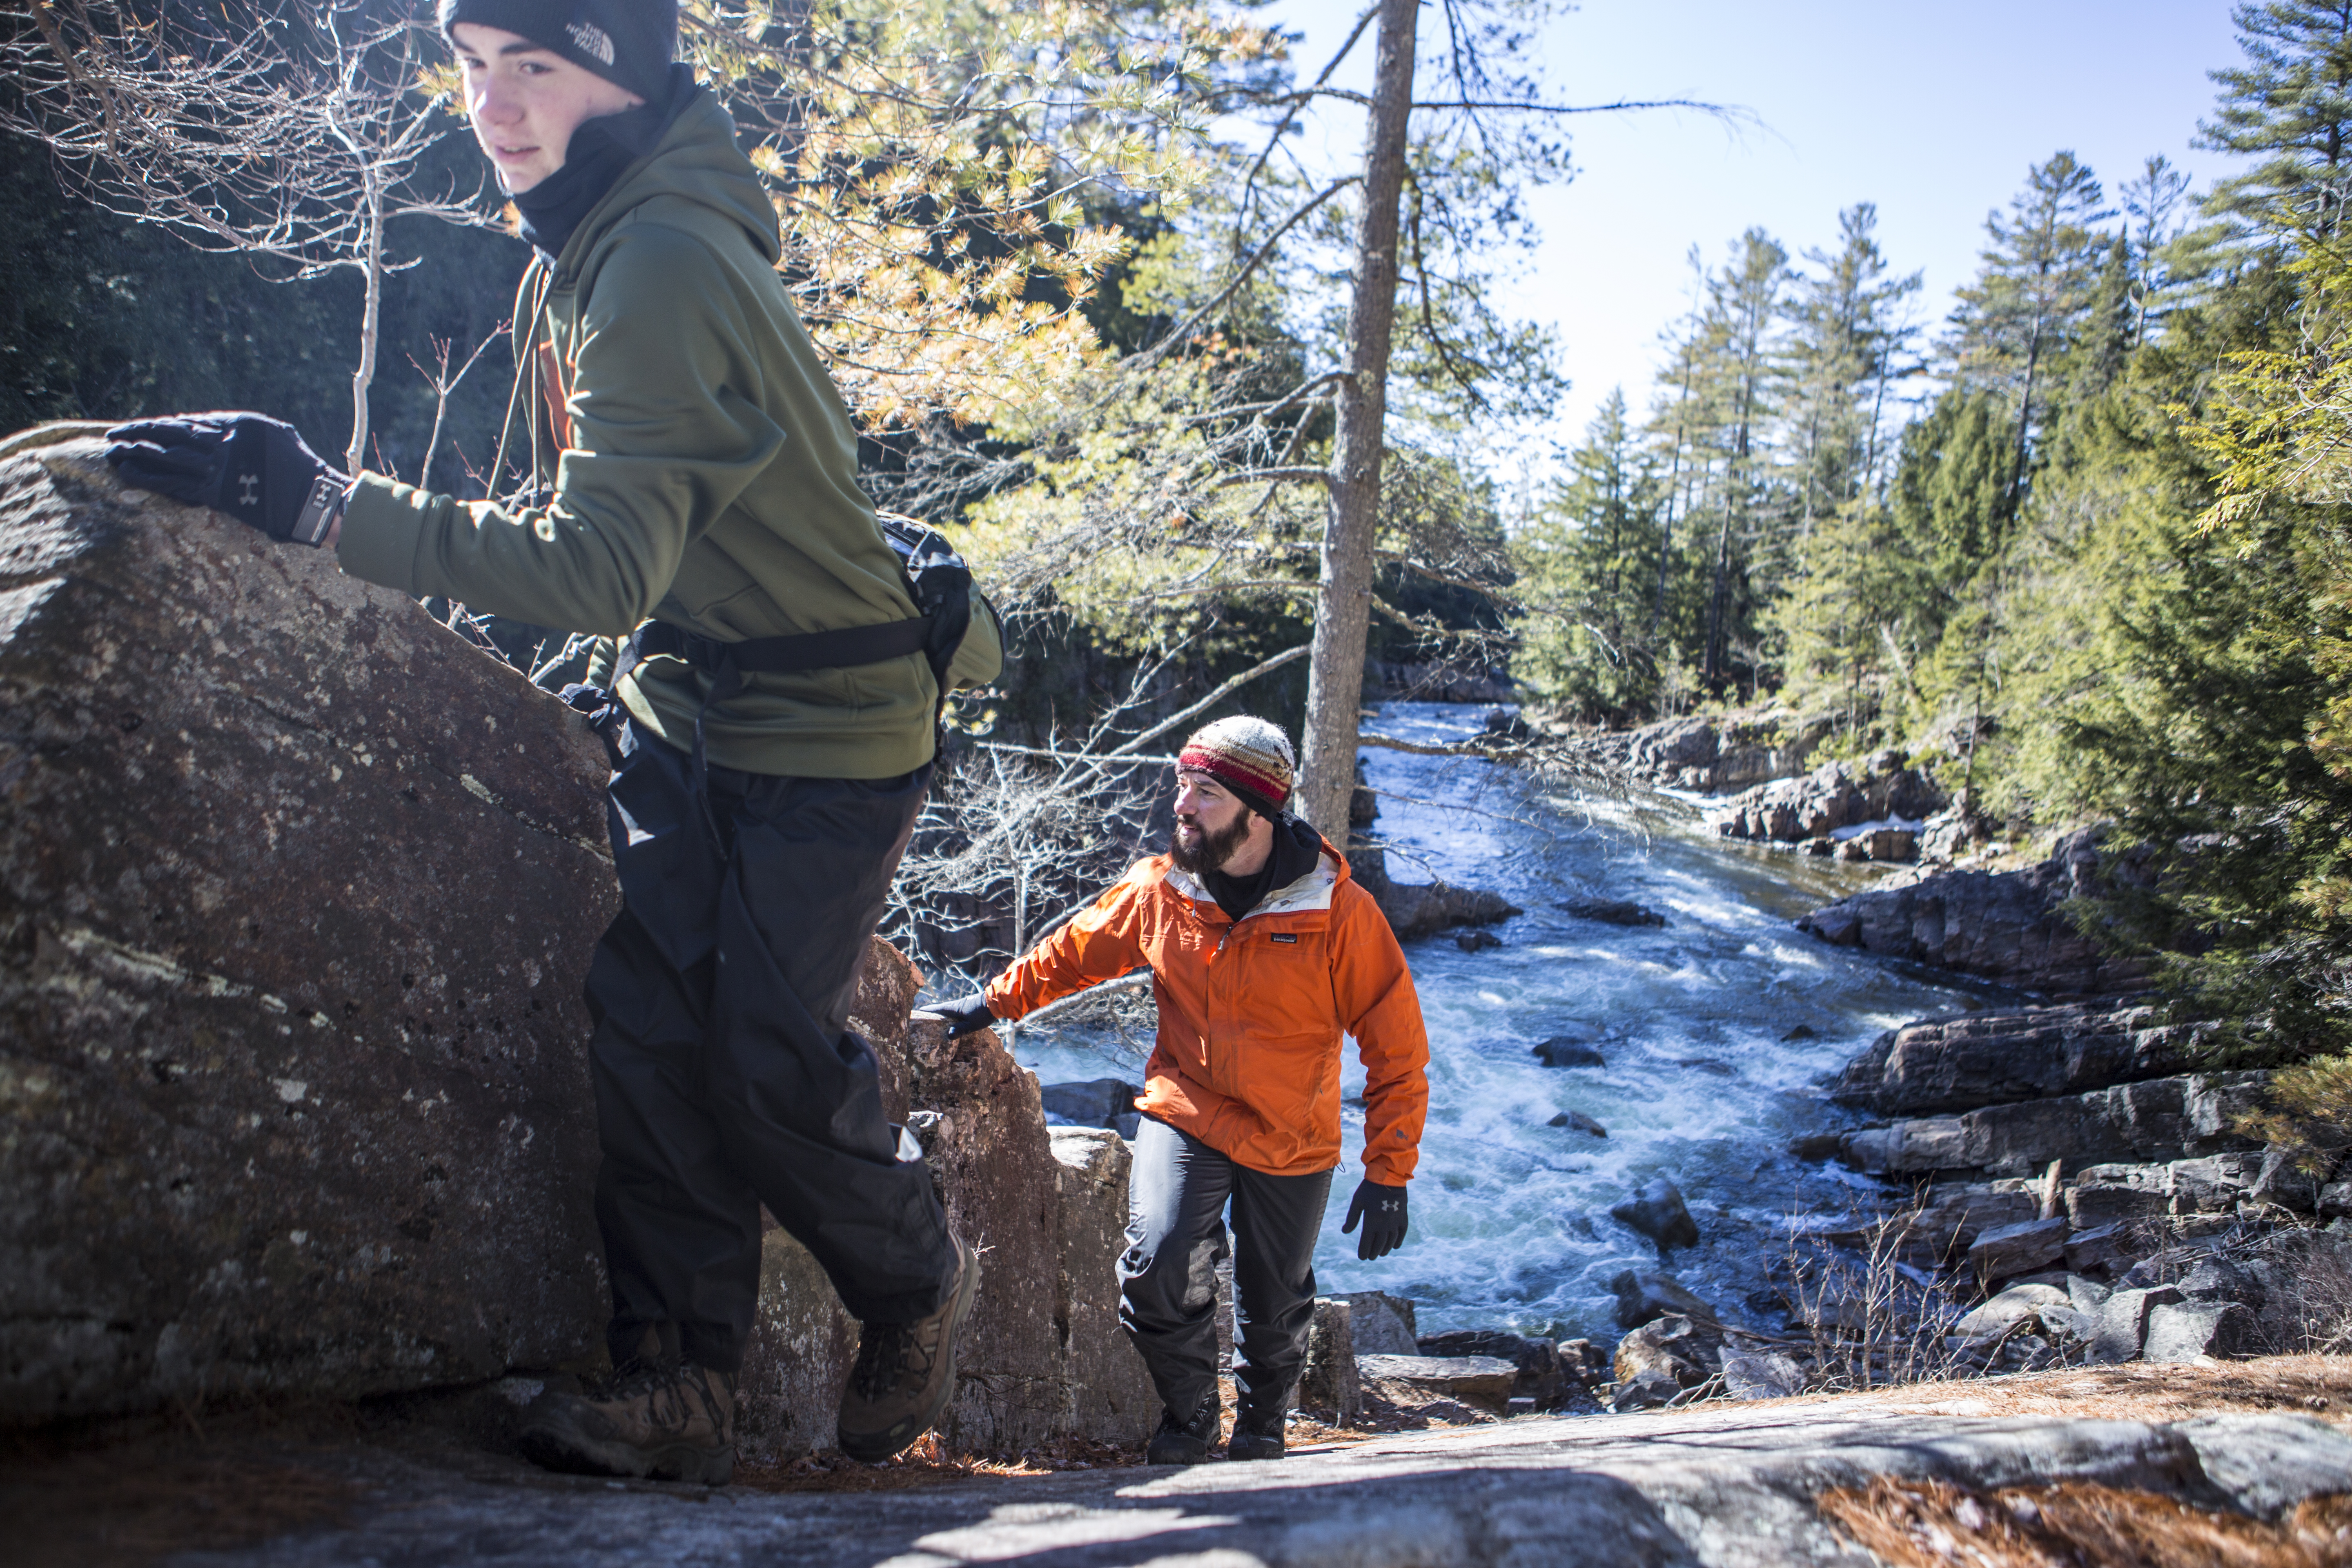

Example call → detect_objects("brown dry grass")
1819 1476 2352 1568
1846 1354 2352 1434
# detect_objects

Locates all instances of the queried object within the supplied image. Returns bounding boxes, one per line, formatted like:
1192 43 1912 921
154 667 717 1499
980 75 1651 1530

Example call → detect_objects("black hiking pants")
585 719 955 1375
1119 1116 1333 1424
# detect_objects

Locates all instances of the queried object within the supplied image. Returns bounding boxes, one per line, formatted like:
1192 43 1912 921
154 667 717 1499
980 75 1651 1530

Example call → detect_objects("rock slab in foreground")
0 436 619 1425
121 1401 2352 1567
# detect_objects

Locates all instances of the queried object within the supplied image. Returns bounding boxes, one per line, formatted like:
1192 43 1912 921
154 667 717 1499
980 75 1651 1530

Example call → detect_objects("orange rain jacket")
983 834 1430 1185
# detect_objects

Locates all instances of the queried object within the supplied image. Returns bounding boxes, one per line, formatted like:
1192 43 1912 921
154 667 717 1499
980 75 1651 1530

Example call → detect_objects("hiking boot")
516 1357 736 1485
837 1232 980 1462
1145 1392 1221 1466
1227 1407 1286 1461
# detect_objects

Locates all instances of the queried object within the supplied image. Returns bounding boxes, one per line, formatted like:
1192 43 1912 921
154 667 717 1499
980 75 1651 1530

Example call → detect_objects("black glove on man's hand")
913 993 996 1038
1341 1178 1409 1261
107 412 348 546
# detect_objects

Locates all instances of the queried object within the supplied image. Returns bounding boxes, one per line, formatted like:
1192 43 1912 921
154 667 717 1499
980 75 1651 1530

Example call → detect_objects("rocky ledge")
1796 825 2156 996
15 1379 2352 1566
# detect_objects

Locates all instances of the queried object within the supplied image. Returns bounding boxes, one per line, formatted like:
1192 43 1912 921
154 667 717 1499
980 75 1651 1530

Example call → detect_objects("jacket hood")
550 82 780 281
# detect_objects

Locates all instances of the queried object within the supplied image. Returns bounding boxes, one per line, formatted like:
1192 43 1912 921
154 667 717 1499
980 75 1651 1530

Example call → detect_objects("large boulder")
1829 1000 2218 1116
1 433 617 1425
1795 826 2156 995
1345 841 1520 941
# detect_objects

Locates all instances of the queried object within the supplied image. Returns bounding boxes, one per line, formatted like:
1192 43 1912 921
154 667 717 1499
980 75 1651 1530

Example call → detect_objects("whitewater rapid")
1012 702 2000 1343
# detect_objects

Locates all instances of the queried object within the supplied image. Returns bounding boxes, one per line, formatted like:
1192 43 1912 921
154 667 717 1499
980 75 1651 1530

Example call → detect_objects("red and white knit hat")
1177 715 1296 818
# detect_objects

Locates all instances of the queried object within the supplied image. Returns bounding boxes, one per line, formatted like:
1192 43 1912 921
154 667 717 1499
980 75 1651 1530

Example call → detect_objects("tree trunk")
346 180 383 475
1295 0 1417 840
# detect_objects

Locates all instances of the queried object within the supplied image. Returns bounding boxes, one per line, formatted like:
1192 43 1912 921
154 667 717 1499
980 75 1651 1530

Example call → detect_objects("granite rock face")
1830 1000 2218 1116
1796 826 2156 995
0 436 617 1426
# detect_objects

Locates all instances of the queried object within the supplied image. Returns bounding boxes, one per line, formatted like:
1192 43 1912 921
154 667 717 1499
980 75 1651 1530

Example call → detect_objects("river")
1011 702 2006 1345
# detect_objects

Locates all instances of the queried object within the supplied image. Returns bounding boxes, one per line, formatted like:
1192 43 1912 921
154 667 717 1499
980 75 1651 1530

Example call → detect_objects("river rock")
2065 1222 2134 1274
1610 1314 1716 1408
1557 898 1667 927
2092 1284 2183 1363
1967 1216 2071 1287
1335 1290 1418 1356
1565 706 1835 794
1356 1354 1518 1412
0 436 618 1425
1838 1073 2267 1176
1610 1178 1700 1251
1345 842 1521 940
1952 1284 2073 1342
1609 1269 1719 1330
1297 1298 1361 1421
1532 1036 1607 1068
1418 1331 1566 1409
1038 1077 1141 1131
2143 1299 2258 1362
1548 1109 1608 1137
1830 1000 2216 1117
1719 1350 1806 1401
1714 758 1947 846
1454 928 1504 951
1795 825 2156 995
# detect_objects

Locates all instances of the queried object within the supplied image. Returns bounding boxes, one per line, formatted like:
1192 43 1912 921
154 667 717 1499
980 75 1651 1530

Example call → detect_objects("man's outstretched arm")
917 869 1154 1036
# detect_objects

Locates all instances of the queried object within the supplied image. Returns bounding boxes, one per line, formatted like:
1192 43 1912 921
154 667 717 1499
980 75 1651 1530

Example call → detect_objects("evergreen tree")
1945 152 2115 510
1513 391 1678 719
2200 0 2352 243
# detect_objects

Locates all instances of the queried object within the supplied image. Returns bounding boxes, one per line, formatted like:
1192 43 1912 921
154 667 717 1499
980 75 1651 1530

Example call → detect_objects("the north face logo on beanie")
565 18 616 63
439 0 674 104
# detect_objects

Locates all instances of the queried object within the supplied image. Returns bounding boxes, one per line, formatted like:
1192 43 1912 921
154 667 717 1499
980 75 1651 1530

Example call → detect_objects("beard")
1169 811 1252 876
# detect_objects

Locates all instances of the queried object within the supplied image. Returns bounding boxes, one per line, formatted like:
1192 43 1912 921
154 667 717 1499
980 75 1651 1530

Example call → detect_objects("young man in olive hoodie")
106 0 992 1485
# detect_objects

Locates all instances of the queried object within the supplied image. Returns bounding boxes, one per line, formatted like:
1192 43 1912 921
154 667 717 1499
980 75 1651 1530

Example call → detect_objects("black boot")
1145 1391 1221 1465
1227 1405 1286 1461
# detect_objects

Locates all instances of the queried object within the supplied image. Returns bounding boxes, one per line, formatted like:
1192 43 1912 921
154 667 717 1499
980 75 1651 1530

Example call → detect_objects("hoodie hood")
541 75 780 283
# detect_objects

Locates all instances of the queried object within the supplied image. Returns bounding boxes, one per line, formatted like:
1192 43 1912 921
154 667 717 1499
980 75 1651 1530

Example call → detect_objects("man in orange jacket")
919 716 1430 1464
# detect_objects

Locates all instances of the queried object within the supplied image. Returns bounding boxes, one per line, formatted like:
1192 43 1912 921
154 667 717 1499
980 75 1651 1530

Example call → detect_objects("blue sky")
1250 0 2249 459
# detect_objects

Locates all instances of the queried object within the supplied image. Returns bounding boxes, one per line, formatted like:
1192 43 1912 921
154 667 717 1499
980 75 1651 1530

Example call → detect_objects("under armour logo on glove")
1342 1178 1410 1261
106 412 348 547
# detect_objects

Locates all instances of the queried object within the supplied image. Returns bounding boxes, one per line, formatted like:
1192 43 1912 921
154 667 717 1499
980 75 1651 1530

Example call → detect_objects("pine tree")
2200 0 2352 242
1513 390 1672 719
1945 152 2115 510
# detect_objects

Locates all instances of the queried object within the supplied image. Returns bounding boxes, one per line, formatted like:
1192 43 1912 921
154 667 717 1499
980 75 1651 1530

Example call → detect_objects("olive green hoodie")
335 84 998 778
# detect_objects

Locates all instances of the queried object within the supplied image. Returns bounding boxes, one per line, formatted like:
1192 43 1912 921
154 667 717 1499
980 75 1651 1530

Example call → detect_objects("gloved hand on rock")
107 412 348 546
913 993 996 1038
1341 1178 1409 1261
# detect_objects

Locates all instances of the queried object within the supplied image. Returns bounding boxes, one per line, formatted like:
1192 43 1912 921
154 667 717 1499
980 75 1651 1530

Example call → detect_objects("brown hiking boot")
837 1233 979 1462
517 1357 736 1486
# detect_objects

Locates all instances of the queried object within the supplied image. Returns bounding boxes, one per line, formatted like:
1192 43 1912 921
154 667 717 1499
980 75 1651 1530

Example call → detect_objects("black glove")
915 993 996 1038
1341 1179 1409 1261
106 412 347 546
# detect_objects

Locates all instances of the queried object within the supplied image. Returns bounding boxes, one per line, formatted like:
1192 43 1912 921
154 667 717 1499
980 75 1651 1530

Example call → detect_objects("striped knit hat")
1178 716 1296 819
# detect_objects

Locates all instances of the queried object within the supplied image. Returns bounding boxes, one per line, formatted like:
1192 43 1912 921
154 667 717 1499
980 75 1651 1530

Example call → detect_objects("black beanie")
439 0 676 107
